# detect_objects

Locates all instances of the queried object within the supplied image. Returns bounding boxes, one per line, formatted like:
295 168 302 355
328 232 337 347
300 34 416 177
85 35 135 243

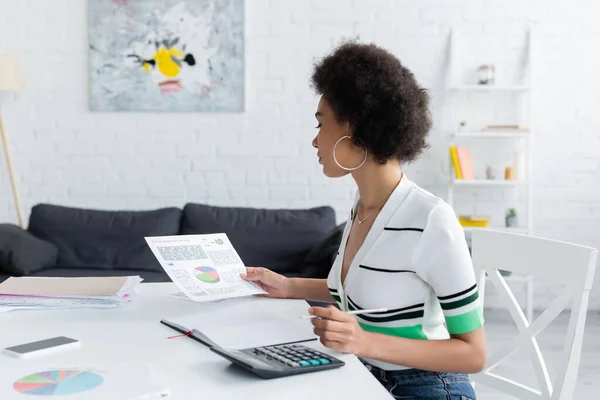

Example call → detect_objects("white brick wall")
1 0 600 310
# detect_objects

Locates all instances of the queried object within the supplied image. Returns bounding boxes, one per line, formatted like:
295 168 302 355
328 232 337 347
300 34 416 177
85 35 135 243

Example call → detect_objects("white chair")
470 229 597 400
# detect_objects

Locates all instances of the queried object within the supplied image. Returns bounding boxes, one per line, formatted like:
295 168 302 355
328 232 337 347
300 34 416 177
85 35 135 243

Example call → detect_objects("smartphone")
3 336 80 359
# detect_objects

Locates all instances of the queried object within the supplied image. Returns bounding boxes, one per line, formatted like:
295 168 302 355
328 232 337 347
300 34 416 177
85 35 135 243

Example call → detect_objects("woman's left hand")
309 305 371 356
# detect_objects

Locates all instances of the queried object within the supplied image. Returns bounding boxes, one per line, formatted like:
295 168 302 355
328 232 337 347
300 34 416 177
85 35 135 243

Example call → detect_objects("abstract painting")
88 0 244 112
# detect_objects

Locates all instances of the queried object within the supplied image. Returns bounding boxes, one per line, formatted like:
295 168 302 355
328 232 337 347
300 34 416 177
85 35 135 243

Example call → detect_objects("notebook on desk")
160 298 348 380
161 297 317 350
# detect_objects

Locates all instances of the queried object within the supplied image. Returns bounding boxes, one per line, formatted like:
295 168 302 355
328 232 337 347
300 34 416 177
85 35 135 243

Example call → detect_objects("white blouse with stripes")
326 175 484 371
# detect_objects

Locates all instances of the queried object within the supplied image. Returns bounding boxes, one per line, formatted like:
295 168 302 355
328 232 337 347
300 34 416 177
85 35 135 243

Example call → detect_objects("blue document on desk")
161 297 317 349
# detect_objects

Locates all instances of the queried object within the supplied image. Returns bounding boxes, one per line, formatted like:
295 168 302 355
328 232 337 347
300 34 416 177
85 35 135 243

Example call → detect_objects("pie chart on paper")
195 266 220 284
13 369 103 396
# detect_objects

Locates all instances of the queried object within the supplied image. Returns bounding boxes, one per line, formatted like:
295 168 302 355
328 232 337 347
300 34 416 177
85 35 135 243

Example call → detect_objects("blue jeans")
362 362 477 399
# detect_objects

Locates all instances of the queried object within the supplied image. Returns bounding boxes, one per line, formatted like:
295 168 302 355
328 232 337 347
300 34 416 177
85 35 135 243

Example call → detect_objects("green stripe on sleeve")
445 307 484 335
440 291 479 310
331 294 341 302
358 322 427 340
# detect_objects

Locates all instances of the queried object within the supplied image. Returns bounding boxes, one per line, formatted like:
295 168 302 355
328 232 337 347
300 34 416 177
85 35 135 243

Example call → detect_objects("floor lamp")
0 55 24 228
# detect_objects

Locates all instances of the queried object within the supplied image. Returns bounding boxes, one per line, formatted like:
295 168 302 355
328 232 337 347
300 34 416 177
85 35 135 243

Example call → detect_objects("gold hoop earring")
333 136 367 171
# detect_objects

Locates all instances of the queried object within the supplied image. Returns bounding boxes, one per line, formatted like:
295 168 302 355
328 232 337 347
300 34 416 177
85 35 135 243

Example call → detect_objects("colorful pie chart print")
13 369 103 396
215 238 224 245
195 266 220 283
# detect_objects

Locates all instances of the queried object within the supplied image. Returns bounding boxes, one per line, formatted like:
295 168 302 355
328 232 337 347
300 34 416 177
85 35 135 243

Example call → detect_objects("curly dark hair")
310 40 432 164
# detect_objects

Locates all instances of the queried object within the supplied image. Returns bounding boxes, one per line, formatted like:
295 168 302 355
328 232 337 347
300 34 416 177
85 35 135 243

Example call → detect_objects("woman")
242 41 486 399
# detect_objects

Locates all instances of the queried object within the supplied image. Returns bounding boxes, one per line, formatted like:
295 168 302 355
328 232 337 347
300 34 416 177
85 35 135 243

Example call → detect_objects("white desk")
0 283 392 399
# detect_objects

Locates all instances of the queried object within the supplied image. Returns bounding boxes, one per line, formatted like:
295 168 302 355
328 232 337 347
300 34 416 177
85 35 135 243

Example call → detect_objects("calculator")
210 343 345 379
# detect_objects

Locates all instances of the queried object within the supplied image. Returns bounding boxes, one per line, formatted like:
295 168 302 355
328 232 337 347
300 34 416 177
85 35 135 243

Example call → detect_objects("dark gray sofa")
0 203 344 284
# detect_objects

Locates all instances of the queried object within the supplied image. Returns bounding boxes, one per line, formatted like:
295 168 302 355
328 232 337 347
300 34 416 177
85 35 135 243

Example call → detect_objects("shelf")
452 131 530 139
462 226 529 234
452 179 528 186
449 84 529 92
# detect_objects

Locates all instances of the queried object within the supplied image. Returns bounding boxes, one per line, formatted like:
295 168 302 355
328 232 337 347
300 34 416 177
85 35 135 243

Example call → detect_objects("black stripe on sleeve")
437 284 478 301
355 309 425 323
358 265 415 273
347 296 424 314
376 303 425 314
328 287 338 294
347 299 424 322
383 227 424 232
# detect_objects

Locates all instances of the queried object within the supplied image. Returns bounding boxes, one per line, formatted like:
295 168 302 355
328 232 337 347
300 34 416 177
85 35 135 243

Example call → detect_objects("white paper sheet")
0 277 142 312
0 362 169 400
145 234 267 302
166 298 317 349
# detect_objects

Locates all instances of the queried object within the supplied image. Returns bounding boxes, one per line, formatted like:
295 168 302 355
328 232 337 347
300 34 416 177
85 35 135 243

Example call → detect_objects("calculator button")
318 358 331 365
298 360 310 367
308 360 320 366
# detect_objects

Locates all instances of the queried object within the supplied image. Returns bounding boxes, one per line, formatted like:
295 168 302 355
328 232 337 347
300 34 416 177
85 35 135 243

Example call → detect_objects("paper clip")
167 331 193 339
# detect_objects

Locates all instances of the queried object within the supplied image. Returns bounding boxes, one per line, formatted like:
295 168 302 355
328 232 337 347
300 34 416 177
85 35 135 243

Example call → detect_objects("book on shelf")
449 146 475 180
449 146 462 179
458 215 491 227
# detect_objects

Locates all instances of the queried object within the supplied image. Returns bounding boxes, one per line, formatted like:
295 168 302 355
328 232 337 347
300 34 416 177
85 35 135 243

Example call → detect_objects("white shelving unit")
445 27 535 322
451 179 529 187
449 85 529 92
453 131 530 139
446 26 534 236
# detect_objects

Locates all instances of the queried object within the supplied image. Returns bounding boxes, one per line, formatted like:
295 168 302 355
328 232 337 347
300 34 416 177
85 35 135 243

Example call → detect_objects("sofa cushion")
295 223 345 279
28 204 182 272
0 224 59 276
180 203 337 274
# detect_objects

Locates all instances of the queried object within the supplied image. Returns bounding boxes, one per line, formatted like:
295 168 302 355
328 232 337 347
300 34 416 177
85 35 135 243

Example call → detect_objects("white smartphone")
3 336 80 359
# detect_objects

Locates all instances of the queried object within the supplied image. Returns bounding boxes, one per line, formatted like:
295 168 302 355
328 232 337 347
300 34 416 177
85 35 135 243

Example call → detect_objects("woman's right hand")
241 267 290 299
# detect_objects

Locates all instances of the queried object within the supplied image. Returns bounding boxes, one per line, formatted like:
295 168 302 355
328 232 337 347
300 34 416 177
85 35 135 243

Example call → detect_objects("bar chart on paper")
13 370 104 396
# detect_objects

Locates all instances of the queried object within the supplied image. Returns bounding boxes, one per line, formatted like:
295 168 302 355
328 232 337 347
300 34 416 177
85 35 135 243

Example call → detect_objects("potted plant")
505 208 518 228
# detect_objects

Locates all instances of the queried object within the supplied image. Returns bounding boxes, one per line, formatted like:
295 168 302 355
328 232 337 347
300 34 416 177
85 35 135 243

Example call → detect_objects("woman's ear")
342 121 352 136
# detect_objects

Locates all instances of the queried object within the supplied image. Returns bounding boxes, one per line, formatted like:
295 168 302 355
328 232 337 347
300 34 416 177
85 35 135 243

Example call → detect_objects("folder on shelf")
455 146 475 180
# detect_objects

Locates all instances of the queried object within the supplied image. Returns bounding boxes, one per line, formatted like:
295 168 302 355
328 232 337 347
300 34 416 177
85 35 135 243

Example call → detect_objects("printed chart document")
0 362 169 400
145 234 267 302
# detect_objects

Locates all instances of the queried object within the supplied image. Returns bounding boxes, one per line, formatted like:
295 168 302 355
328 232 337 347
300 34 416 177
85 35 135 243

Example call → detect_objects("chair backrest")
470 229 597 400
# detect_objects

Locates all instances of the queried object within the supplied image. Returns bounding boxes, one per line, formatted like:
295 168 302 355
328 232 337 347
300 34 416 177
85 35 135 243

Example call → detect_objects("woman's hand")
309 305 372 356
240 267 290 299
